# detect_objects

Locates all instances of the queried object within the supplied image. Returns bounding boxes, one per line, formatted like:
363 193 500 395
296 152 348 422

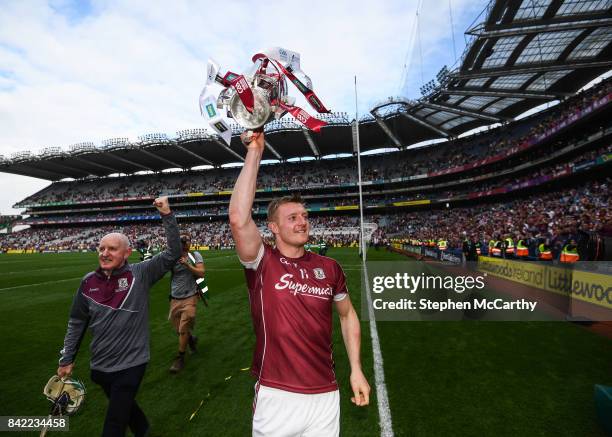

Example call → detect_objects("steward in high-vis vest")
504 236 515 257
137 241 154 261
318 239 329 256
488 238 496 256
168 235 206 373
491 236 503 257
475 241 482 256
516 238 529 258
538 242 553 261
437 239 448 251
560 239 580 263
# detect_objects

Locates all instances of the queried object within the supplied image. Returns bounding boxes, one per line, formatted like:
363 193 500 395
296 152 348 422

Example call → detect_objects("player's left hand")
350 369 370 407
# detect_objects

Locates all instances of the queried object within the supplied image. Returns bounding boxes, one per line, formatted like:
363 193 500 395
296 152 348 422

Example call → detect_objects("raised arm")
140 196 182 284
229 130 264 262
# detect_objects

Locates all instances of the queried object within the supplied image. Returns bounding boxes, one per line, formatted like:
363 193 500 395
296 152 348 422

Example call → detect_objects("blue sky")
0 0 489 215
49 0 95 24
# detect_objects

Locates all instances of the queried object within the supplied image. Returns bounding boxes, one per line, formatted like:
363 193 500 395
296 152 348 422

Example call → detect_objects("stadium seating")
2 78 610 262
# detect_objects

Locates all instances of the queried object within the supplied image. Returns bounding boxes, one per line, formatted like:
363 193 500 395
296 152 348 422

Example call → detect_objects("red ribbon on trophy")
199 47 330 144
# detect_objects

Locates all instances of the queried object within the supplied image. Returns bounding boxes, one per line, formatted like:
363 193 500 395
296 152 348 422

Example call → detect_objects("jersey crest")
313 268 326 279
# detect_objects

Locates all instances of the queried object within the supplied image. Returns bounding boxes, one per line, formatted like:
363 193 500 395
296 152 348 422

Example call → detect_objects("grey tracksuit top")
59 213 181 372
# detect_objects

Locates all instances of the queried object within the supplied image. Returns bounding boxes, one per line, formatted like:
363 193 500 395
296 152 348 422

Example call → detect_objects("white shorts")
253 384 340 437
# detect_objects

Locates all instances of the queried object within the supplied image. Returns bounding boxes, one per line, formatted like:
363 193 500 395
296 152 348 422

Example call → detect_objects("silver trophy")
225 73 291 130
199 47 329 144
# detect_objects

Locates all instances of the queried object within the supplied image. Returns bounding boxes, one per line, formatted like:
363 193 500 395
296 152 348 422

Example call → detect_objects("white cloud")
0 0 488 214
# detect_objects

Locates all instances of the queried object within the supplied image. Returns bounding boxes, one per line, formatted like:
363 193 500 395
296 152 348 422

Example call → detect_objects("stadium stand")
0 215 20 232
11 78 611 206
1 86 609 260
11 137 611 226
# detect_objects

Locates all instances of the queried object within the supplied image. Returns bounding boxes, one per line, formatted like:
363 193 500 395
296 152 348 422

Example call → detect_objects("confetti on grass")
188 367 248 422
189 400 204 421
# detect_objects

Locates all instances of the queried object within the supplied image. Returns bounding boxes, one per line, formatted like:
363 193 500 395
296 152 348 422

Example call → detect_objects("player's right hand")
240 129 264 151
57 363 74 378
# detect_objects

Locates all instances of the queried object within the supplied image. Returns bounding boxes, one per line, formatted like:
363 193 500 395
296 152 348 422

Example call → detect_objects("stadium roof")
372 0 612 135
1 0 611 181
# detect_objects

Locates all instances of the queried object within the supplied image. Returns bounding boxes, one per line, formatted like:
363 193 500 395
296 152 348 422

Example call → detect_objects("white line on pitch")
0 277 83 291
3 266 91 274
362 261 394 437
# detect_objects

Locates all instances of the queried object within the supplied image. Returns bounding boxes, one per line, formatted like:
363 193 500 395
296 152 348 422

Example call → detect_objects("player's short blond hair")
267 194 305 222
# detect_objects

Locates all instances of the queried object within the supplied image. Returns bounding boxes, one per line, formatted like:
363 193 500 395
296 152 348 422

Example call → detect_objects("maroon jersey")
243 243 348 394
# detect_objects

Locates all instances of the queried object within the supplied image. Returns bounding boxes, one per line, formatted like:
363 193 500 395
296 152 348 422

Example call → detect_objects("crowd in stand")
15 78 611 207
16 140 611 226
386 178 610 261
436 143 611 200
3 176 609 261
0 216 366 251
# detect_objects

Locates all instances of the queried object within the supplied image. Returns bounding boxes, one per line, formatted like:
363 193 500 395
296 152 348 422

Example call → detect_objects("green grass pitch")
0 249 610 436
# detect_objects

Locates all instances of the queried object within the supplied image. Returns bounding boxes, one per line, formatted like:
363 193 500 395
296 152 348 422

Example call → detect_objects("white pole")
355 76 366 261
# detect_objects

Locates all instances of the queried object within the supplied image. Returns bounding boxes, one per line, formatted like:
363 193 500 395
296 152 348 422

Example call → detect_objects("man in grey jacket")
57 196 181 437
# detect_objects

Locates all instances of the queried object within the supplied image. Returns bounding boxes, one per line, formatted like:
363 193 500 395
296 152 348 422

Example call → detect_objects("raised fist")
153 196 171 215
